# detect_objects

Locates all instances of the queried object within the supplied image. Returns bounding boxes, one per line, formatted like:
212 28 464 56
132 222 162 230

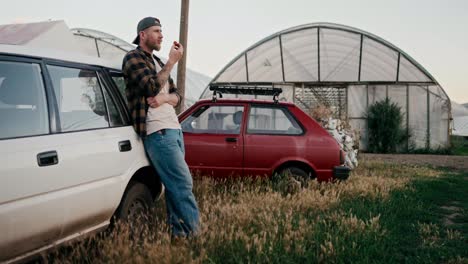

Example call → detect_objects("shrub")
366 98 408 153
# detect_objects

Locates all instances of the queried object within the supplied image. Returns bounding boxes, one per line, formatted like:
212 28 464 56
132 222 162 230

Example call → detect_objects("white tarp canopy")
0 20 85 53
0 21 211 108
202 22 451 151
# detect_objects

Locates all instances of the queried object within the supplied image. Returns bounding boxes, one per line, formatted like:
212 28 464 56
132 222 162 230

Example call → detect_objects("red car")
179 87 350 182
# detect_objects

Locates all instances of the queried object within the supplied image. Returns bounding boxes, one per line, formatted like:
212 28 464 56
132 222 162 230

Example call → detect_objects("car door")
43 63 139 239
0 57 65 261
181 103 246 178
243 104 305 176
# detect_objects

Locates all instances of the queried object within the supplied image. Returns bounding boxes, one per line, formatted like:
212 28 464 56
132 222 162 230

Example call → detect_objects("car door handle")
225 137 238 143
37 151 59 167
119 140 132 152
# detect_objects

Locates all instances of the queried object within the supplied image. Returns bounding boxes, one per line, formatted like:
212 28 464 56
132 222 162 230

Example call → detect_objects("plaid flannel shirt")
122 46 181 138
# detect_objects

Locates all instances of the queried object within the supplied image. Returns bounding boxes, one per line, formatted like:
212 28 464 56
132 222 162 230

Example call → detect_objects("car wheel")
115 181 154 224
279 166 310 188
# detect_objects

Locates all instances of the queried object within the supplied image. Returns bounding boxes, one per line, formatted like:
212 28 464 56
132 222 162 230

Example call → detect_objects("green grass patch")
335 171 468 263
451 135 468 156
45 163 467 263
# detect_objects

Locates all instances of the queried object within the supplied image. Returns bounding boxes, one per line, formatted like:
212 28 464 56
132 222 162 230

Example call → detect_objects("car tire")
115 181 154 223
279 166 310 188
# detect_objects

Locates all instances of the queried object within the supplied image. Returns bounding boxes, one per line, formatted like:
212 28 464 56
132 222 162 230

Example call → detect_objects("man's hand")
156 41 183 89
168 41 184 64
147 93 169 108
147 93 179 108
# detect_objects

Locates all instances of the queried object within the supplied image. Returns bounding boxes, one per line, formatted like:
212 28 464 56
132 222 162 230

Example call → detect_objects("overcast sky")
1 0 467 103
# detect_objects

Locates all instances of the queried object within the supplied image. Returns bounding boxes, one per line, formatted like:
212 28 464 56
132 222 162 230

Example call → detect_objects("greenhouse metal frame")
201 22 451 151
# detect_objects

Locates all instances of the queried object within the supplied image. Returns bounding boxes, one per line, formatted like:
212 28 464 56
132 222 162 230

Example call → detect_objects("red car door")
181 103 246 178
243 104 306 177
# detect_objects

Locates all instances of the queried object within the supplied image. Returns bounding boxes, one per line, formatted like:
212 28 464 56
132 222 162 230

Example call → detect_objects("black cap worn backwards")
132 17 161 45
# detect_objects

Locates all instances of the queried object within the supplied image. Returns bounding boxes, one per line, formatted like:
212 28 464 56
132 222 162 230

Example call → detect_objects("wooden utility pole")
176 0 189 114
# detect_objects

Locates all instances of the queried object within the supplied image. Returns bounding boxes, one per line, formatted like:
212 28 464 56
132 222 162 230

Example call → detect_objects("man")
122 17 200 238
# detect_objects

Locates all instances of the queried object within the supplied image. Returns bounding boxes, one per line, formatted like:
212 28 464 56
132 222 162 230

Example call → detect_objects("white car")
0 45 162 263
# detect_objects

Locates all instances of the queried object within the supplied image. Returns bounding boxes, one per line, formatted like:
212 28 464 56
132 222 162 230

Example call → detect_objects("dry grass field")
44 155 467 263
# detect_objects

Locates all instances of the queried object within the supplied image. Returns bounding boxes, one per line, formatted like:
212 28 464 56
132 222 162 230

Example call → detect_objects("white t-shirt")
146 60 181 135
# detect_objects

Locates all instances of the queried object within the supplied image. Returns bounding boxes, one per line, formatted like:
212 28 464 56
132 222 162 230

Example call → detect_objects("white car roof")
0 44 121 70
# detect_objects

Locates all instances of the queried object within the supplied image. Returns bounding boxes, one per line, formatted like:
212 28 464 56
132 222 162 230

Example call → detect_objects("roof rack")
209 85 283 103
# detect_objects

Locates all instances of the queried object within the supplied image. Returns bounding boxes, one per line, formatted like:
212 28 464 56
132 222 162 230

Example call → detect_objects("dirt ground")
360 153 468 172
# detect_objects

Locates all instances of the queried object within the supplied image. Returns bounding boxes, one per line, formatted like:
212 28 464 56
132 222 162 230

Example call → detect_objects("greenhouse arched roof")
209 22 448 99
71 28 135 53
71 27 211 106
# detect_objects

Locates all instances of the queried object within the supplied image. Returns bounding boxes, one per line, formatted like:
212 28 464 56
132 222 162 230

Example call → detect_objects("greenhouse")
0 21 211 108
201 22 451 151
71 27 211 107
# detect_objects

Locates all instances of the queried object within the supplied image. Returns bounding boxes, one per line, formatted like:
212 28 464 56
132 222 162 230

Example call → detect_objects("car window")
181 105 244 134
47 65 109 132
98 73 124 127
247 106 303 135
0 61 49 139
110 73 127 105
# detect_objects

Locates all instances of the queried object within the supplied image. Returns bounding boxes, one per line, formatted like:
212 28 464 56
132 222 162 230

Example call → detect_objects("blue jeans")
143 129 200 237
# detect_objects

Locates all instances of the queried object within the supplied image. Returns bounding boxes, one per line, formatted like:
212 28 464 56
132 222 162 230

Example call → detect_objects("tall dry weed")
49 161 443 263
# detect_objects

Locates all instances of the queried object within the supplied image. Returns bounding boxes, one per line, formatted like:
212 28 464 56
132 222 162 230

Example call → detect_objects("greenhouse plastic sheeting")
96 41 124 67
275 84 294 102
281 28 318 82
347 85 367 118
387 85 407 127
361 36 398 82
319 29 360 82
429 85 449 149
349 119 368 150
73 35 99 57
204 23 451 151
246 37 283 82
429 85 446 99
399 55 431 82
409 85 428 149
96 40 125 62
214 55 247 83
368 85 387 105
170 69 212 106
453 116 468 136
208 23 442 87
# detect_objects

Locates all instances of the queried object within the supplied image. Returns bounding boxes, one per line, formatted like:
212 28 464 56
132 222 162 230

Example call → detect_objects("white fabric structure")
0 21 211 108
452 102 468 136
201 22 451 151
451 101 468 117
453 116 468 136
71 28 211 108
71 28 134 67
0 20 85 53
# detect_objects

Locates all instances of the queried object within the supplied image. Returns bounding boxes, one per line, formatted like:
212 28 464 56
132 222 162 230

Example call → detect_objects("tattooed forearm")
156 61 175 89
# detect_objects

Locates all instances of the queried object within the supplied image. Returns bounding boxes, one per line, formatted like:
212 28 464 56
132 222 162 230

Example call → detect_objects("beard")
143 38 161 51
154 43 161 51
